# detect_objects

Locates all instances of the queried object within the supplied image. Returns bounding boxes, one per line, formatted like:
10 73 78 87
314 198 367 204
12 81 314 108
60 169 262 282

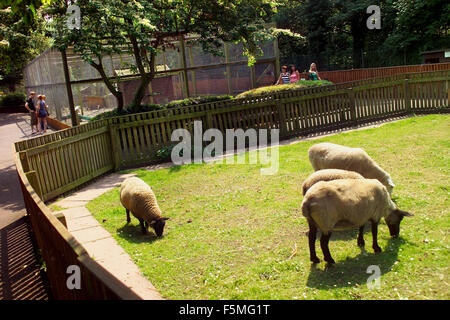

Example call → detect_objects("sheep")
308 143 395 195
301 169 364 196
120 177 169 237
301 179 412 264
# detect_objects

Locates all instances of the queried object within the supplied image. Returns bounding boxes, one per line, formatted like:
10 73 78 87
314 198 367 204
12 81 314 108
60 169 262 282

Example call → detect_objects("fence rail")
13 68 449 299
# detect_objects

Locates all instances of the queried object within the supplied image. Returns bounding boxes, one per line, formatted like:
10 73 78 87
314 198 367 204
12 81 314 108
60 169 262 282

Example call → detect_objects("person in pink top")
289 65 301 83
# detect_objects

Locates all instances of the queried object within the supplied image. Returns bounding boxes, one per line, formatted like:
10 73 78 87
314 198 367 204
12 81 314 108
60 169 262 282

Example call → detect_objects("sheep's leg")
139 218 147 234
126 209 131 224
307 219 320 263
357 225 365 247
320 232 335 264
371 220 382 253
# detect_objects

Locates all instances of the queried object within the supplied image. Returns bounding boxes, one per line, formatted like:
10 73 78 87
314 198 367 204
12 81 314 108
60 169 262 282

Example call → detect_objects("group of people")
25 91 49 135
276 62 321 85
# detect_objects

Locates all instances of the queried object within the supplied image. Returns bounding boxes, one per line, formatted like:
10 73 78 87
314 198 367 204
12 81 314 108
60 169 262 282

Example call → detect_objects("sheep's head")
385 209 413 238
150 217 170 237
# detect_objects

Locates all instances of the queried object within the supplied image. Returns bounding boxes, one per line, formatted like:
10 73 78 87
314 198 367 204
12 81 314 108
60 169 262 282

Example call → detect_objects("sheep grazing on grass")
308 143 395 195
301 179 412 264
120 177 169 237
302 169 364 196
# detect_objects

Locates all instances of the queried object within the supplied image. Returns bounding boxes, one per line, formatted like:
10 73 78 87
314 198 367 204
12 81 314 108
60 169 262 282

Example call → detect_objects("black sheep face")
385 209 413 238
150 217 170 237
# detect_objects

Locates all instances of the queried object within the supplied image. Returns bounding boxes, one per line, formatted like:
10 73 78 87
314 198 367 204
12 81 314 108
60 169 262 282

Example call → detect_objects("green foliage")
0 92 26 106
0 4 51 91
275 0 450 70
46 0 280 110
235 80 333 99
165 95 233 109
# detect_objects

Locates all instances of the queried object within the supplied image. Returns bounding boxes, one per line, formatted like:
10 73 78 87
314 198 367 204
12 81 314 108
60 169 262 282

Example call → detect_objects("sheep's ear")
149 220 157 225
399 210 413 217
387 177 395 187
162 217 170 221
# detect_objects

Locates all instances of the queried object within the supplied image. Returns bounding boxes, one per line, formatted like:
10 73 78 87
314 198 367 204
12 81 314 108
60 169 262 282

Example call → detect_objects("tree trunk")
351 17 366 69
130 75 152 112
90 59 125 112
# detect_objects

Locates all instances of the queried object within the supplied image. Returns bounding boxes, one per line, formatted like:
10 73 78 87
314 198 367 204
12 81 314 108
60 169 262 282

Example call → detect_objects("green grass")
87 115 450 300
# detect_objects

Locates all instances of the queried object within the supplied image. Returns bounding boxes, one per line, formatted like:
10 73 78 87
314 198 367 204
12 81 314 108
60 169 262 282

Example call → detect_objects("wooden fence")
299 62 450 83
14 150 141 299
13 68 449 299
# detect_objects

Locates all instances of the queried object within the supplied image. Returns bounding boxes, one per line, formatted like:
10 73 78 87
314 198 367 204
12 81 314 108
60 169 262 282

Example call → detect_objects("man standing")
25 91 38 134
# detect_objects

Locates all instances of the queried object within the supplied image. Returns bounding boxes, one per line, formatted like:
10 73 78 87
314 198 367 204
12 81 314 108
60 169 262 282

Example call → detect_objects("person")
25 91 38 134
36 95 49 134
275 65 290 85
289 65 301 83
308 63 321 81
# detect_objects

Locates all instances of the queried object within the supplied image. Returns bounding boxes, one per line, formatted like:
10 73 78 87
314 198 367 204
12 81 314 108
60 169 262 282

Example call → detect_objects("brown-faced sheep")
301 169 364 195
308 143 395 195
301 179 412 264
120 177 169 237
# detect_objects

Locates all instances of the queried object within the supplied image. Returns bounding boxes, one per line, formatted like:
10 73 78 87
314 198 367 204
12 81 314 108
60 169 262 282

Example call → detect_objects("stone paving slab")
53 172 163 300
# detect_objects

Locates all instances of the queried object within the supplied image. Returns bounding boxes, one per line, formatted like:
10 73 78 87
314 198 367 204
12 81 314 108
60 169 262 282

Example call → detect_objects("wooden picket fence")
13 68 449 299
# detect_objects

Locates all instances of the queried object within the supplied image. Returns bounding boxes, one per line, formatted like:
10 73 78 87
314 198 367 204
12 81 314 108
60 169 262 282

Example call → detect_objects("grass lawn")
86 115 449 300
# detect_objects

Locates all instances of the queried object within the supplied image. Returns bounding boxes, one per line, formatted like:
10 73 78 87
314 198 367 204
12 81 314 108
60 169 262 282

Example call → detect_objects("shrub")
164 95 232 109
0 92 26 106
235 80 333 99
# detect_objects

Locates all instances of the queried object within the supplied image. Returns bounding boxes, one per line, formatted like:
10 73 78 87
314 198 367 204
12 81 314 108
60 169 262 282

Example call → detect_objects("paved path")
0 113 50 300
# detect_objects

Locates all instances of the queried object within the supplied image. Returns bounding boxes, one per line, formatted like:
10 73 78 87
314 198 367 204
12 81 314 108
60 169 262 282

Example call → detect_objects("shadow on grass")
306 237 410 289
116 223 163 244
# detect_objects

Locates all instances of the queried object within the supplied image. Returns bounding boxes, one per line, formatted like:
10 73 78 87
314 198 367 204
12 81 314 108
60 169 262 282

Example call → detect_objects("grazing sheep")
308 143 395 195
302 169 364 195
120 177 169 237
301 179 412 264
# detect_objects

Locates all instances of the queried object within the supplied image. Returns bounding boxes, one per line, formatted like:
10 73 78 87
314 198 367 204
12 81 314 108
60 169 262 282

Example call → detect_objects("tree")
48 0 280 112
0 5 51 92
47 0 127 111
383 0 450 65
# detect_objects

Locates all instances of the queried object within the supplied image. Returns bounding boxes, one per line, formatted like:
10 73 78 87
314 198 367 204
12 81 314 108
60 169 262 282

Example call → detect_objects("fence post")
277 100 288 138
109 123 121 170
348 88 357 127
19 151 30 172
404 78 412 114
447 79 449 108
25 170 43 200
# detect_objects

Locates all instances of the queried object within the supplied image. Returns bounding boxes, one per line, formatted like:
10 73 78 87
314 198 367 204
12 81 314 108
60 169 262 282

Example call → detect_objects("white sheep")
308 143 395 195
301 169 364 196
301 179 412 264
120 177 169 237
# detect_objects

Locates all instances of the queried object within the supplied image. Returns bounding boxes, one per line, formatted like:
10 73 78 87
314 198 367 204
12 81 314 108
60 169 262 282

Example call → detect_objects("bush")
235 80 333 99
0 92 26 106
164 95 233 109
